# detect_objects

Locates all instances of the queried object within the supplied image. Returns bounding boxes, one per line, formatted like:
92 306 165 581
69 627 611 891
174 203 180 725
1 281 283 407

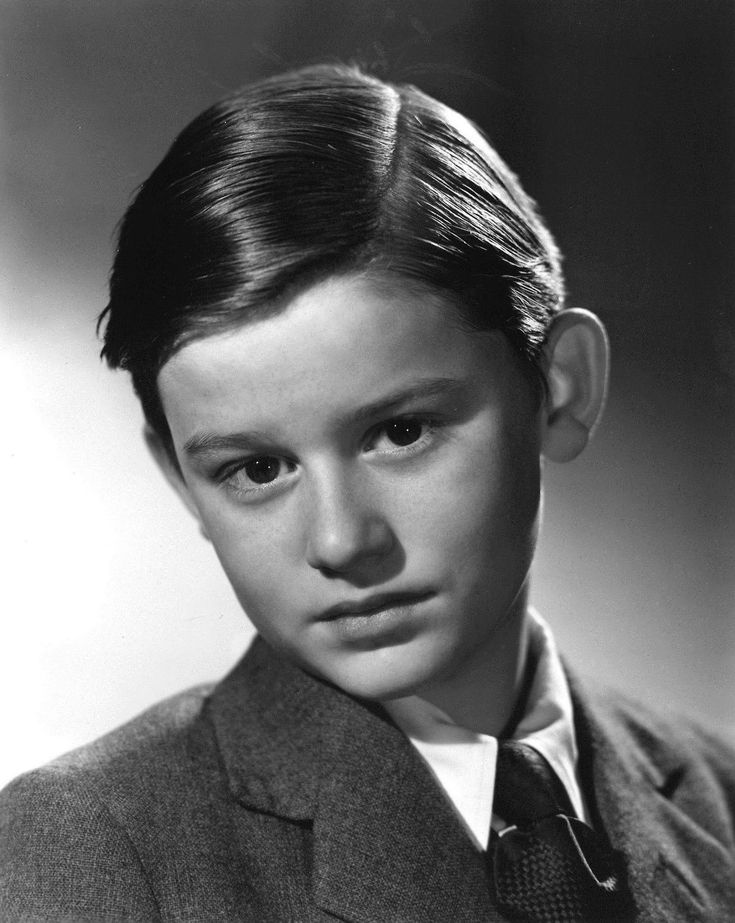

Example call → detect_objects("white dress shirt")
383 610 588 850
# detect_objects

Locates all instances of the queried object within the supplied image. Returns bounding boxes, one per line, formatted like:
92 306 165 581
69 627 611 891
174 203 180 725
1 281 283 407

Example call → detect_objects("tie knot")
489 741 632 920
493 740 575 827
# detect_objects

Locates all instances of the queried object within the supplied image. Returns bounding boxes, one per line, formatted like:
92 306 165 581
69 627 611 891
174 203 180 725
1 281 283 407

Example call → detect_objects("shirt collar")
383 610 585 850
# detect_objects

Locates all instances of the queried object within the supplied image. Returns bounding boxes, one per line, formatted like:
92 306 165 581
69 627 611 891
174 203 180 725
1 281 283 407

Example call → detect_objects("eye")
220 454 298 499
366 417 438 456
243 456 283 484
383 419 424 447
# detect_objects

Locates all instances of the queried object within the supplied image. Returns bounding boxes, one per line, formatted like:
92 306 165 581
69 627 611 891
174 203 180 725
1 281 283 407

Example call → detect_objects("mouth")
318 590 434 622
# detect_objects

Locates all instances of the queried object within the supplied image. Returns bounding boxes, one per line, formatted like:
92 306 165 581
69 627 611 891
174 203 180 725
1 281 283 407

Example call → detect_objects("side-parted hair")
99 63 565 455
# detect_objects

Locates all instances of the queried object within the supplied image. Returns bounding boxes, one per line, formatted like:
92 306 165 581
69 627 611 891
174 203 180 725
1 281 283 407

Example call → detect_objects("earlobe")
541 309 609 463
143 425 210 540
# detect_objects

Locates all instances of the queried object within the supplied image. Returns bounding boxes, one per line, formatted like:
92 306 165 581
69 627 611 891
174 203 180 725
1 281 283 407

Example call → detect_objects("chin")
315 642 453 703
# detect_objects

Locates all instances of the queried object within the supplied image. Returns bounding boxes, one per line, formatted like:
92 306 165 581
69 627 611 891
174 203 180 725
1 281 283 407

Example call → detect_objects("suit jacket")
1 636 734 922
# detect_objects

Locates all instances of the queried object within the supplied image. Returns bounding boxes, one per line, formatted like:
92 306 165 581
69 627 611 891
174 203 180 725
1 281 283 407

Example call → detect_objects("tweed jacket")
1 636 734 922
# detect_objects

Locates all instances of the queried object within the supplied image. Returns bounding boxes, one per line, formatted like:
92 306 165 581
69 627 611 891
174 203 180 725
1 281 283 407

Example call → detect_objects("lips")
318 590 433 621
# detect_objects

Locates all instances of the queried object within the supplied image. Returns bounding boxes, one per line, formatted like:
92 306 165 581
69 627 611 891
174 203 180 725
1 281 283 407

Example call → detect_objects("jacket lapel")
311 680 496 922
569 670 735 922
209 638 499 923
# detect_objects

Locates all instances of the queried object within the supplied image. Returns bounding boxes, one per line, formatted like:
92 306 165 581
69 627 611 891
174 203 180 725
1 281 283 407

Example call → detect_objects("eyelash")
217 415 443 501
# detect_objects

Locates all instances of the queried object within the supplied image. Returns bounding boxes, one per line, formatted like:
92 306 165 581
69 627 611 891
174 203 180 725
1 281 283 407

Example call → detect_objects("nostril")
315 561 347 579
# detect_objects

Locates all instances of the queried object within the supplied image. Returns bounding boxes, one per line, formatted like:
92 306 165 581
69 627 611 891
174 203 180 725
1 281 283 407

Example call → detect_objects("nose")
303 468 395 577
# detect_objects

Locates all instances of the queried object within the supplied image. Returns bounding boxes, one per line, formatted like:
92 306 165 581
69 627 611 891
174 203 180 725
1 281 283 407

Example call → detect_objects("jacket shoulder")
585 679 735 773
0 685 216 921
573 673 735 844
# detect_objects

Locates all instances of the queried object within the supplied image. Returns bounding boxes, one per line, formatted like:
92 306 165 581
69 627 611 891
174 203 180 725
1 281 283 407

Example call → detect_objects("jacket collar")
208 636 499 922
209 637 733 922
568 668 735 922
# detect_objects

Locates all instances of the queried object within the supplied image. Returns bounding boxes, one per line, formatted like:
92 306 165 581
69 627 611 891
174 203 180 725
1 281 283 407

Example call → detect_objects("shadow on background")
1 0 733 786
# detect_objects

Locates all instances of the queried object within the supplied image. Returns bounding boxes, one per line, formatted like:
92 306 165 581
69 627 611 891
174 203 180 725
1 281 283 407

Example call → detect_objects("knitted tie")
489 741 627 922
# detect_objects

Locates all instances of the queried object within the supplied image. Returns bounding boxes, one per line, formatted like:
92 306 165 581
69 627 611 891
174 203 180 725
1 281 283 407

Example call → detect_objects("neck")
417 590 532 737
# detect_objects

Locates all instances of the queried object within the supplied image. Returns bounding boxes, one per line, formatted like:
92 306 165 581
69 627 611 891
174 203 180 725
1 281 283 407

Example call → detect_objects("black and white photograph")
1 2 733 920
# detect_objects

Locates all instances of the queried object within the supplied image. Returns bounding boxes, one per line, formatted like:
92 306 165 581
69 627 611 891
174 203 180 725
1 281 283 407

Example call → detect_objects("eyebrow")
182 376 465 460
338 376 464 426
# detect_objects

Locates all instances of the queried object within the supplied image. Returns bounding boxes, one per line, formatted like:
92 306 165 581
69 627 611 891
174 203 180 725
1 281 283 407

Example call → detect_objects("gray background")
2 0 733 786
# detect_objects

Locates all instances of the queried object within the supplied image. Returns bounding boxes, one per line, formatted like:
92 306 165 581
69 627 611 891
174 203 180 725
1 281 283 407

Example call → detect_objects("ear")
144 426 210 540
541 309 609 463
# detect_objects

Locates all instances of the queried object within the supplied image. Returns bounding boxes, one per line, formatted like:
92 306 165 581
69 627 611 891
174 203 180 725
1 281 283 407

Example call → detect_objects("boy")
1 65 733 922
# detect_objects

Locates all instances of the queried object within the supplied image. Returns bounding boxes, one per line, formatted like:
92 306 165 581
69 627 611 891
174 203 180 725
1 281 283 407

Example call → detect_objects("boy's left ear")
541 308 609 463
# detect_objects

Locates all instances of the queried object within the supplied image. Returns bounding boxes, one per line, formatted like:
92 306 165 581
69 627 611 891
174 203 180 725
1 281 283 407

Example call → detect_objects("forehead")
157 273 521 439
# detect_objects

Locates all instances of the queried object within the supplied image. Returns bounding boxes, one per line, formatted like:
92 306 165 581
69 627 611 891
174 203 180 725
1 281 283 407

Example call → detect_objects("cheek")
401 425 541 553
197 501 299 616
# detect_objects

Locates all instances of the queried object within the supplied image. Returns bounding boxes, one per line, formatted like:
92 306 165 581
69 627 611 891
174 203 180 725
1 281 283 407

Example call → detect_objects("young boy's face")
156 273 544 701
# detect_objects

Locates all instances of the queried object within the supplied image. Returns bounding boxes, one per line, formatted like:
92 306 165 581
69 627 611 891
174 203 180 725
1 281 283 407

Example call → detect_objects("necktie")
489 740 630 922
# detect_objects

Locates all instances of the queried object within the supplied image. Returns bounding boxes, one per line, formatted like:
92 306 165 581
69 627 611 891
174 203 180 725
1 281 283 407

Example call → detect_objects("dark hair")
99 63 565 455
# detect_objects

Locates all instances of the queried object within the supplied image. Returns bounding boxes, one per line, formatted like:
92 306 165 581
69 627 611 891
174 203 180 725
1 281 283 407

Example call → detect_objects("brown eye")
385 419 423 447
244 456 281 484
